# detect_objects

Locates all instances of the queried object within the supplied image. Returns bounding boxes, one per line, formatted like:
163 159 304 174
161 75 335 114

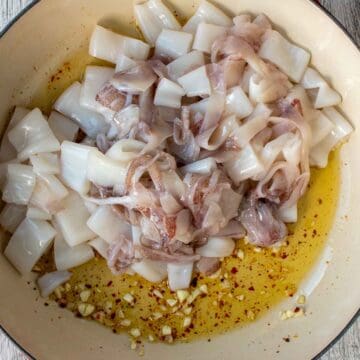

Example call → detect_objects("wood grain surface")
0 0 359 359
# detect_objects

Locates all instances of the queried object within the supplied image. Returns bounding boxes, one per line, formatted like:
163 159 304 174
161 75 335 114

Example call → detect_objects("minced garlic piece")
187 288 202 304
117 309 125 319
199 284 208 294
176 290 189 303
171 305 180 314
130 328 141 338
165 335 173 343
64 283 71 292
280 310 295 320
297 295 306 305
152 312 163 320
103 300 113 314
236 294 245 301
130 340 137 350
148 335 155 342
120 319 131 327
54 287 63 299
162 325 172 336
208 268 221 279
237 249 245 260
80 290 91 302
78 303 95 317
253 247 262 253
247 310 255 320
160 305 167 312
153 289 163 299
183 317 192 328
183 307 192 315
123 293 134 304
166 298 178 307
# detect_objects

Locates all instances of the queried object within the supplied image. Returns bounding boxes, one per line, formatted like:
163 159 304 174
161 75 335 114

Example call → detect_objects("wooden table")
0 0 359 359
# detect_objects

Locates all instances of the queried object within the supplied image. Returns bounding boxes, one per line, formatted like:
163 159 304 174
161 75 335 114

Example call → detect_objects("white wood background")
0 0 359 359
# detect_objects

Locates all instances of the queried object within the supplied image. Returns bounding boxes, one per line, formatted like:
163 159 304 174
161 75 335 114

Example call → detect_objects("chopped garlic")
176 290 189 303
162 325 172 336
117 309 125 319
65 283 71 292
209 268 221 279
236 294 245 301
130 340 137 350
152 312 163 320
187 288 201 304
148 334 155 342
120 319 132 327
297 295 306 305
247 310 255 320
253 247 262 253
183 317 192 328
54 287 63 299
166 298 178 307
78 303 95 317
237 249 245 260
80 290 91 302
123 293 134 304
183 307 192 315
199 284 208 294
153 289 163 299
160 305 167 312
103 300 113 314
130 328 141 338
165 335 173 343
171 305 180 313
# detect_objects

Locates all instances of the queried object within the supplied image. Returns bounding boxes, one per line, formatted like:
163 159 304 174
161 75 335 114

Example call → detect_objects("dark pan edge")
0 1 359 360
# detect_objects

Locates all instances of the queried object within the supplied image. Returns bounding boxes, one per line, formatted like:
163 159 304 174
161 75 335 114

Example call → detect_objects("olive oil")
33 53 340 342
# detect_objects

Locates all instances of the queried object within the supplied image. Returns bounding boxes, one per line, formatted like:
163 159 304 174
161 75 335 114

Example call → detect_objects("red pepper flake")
231 267 238 274
107 280 113 287
294 307 300 313
281 253 288 259
248 286 255 291
283 337 290 343
318 198 323 205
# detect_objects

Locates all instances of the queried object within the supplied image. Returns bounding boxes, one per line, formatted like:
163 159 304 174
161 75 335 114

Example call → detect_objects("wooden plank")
0 1 359 360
